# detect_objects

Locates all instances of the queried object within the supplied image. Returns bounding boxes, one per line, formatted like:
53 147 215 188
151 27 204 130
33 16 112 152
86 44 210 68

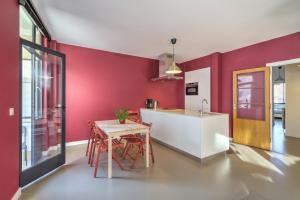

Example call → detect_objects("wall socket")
9 108 14 116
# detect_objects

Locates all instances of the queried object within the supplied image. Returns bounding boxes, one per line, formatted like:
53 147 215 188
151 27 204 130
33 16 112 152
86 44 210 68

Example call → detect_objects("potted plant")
115 109 129 124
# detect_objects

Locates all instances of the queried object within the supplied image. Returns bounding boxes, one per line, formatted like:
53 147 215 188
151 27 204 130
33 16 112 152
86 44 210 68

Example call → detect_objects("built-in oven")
185 82 198 95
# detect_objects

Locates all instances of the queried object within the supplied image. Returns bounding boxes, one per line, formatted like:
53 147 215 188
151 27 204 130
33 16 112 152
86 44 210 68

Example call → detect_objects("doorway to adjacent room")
269 60 300 156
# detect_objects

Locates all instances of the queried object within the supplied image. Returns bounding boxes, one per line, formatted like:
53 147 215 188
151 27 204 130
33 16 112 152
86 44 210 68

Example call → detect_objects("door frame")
267 57 300 148
19 38 66 187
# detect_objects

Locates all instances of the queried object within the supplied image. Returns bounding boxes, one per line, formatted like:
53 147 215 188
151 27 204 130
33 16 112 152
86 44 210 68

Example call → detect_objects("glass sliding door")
20 39 66 186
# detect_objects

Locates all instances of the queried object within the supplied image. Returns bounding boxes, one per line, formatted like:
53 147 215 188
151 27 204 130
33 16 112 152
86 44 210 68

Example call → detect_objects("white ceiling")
32 0 300 63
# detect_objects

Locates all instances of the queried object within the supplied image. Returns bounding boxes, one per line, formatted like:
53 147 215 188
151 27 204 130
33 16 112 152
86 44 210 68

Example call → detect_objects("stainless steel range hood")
151 53 183 81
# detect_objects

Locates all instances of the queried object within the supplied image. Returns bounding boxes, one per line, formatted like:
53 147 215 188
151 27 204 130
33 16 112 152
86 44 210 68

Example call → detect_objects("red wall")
222 32 300 135
0 0 20 199
181 32 300 136
58 44 184 142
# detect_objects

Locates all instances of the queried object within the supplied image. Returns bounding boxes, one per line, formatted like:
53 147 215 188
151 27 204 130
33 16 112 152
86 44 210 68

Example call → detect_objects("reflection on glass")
35 27 42 45
21 44 63 171
20 7 33 42
237 71 265 120
20 7 44 45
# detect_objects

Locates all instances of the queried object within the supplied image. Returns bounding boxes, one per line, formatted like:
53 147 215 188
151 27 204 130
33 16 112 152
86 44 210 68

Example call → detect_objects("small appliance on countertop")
153 100 158 109
145 99 158 109
146 99 153 109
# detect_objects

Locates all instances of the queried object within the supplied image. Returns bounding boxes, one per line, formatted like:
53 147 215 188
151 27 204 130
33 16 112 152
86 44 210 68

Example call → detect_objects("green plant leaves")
115 109 129 120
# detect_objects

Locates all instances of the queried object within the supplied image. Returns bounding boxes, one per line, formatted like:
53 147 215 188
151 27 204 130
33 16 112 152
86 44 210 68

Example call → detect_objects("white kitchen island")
140 108 229 159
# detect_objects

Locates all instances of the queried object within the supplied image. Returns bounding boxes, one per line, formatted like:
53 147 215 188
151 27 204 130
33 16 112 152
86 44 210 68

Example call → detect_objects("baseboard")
66 140 88 147
152 137 202 161
42 145 60 156
11 188 21 200
42 150 48 157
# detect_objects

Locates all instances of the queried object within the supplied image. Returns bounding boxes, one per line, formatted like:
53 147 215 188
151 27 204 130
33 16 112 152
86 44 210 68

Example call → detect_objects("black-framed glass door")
20 38 66 186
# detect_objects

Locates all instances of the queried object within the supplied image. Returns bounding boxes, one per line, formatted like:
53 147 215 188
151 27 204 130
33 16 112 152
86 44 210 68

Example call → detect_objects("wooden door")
233 67 271 150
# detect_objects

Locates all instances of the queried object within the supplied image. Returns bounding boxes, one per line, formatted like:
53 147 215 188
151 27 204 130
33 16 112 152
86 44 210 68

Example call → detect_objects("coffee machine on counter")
145 99 158 109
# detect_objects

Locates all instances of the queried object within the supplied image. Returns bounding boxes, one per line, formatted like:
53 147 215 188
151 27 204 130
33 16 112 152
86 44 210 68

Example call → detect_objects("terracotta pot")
119 119 126 124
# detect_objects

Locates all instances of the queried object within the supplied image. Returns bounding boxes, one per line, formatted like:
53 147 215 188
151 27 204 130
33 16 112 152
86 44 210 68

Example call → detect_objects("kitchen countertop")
140 108 228 118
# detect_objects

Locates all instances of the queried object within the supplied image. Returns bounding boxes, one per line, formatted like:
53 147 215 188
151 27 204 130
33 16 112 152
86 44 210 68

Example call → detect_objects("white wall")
185 67 211 111
285 65 300 138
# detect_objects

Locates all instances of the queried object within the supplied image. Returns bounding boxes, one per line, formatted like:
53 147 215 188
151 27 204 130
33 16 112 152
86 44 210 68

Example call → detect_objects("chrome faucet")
200 98 208 115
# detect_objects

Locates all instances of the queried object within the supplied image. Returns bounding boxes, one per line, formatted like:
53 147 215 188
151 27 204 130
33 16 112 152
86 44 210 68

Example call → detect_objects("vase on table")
119 119 126 124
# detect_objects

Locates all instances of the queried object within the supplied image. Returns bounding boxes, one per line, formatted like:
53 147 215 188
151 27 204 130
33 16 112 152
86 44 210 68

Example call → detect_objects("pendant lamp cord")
172 43 175 62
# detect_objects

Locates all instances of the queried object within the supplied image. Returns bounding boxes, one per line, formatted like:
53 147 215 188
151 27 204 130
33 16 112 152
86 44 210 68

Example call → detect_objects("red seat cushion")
124 137 144 144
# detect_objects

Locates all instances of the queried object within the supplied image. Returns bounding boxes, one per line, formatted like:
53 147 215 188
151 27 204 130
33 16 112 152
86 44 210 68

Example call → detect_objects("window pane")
35 28 42 45
20 7 33 42
21 44 64 170
274 83 285 103
237 71 265 120
22 47 32 119
22 47 32 170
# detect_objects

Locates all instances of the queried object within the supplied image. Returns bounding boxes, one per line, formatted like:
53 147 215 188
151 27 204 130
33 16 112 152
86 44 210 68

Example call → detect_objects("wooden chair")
91 127 124 177
121 122 154 169
86 121 95 157
127 110 141 123
86 121 100 166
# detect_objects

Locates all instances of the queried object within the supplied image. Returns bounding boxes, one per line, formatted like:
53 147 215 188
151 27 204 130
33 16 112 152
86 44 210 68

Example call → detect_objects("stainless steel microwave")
185 82 198 95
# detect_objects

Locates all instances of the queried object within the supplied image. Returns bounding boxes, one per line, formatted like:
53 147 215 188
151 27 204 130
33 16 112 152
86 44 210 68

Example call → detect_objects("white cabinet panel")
185 67 211 111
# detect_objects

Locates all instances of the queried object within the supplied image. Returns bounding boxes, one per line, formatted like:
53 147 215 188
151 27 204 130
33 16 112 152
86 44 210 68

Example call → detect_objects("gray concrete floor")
20 142 300 200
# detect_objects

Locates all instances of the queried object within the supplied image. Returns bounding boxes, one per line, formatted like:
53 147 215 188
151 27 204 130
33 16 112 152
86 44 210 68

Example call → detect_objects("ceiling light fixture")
166 38 182 74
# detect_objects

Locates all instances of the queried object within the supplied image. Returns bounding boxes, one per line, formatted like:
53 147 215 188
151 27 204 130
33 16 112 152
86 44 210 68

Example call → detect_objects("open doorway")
271 62 300 156
271 66 286 153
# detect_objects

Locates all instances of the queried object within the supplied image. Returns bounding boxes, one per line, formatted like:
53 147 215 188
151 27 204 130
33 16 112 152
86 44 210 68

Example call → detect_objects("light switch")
9 108 14 116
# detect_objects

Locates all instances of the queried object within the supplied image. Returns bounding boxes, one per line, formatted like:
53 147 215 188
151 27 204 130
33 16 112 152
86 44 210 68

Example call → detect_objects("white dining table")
95 119 150 178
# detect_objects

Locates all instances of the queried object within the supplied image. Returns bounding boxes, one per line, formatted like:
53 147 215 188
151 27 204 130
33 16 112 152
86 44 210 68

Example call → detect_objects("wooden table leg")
108 136 112 178
146 129 150 167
